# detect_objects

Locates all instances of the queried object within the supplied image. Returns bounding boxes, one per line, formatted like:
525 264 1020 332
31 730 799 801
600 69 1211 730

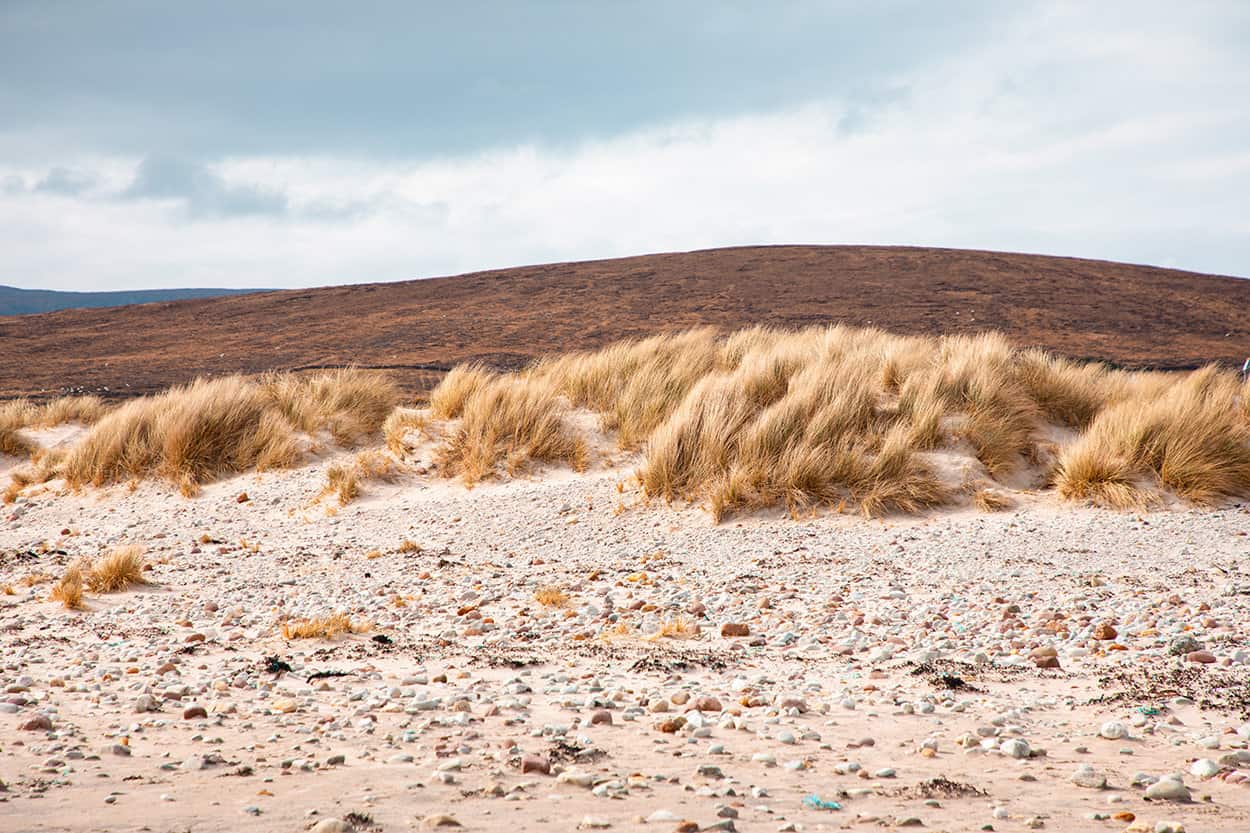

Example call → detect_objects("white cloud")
1 2 1247 290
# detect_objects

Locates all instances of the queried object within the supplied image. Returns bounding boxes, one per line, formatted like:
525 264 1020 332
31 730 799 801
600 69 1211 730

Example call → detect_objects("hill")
1 245 1247 400
0 284 266 317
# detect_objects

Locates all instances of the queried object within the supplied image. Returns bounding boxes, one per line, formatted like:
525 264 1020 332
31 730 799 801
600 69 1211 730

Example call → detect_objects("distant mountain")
0 284 268 316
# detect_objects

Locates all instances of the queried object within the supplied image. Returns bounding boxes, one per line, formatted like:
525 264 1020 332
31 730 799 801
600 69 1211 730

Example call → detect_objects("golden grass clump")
262 368 400 446
429 364 495 419
85 546 147 593
1 396 112 460
1054 365 1250 507
319 448 405 506
281 613 371 640
435 375 586 485
34 395 109 428
56 370 398 495
647 616 700 640
0 399 37 457
49 563 85 610
383 407 432 455
533 586 569 607
398 539 422 553
411 324 1250 518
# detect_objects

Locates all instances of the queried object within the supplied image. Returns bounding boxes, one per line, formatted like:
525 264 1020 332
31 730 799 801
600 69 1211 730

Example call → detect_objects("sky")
1 1 1248 291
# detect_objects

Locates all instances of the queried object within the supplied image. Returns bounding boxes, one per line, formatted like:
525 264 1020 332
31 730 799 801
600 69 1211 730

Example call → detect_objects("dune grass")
84 546 147 593
1 395 109 459
281 613 371 640
1054 365 1250 506
435 375 587 486
318 448 405 506
51 370 398 496
49 563 85 610
425 324 1250 517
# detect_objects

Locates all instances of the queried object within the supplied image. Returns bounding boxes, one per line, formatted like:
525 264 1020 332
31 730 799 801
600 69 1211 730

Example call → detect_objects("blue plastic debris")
802 794 843 811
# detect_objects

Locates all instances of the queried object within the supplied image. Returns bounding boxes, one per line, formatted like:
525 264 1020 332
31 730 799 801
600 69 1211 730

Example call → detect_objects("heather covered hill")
1 245 1247 400
0 284 264 317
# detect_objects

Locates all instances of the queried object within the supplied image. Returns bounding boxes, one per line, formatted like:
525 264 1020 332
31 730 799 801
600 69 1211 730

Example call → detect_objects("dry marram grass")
53 370 397 495
318 448 405 506
50 564 85 610
533 586 569 607
281 613 371 640
85 546 147 593
426 324 1250 517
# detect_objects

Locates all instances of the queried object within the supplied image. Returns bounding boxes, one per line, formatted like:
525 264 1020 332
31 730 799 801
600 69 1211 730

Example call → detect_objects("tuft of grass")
972 486 1014 512
57 370 398 495
436 376 585 485
34 395 110 428
1054 365 1250 506
398 539 421 553
533 586 569 607
261 368 400 447
281 613 371 640
383 408 432 456
318 448 405 506
85 546 147 593
429 364 495 419
646 616 700 641
49 563 85 610
0 399 37 457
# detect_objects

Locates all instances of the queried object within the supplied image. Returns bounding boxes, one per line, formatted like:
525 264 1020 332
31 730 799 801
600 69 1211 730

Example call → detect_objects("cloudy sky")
2 1 1248 291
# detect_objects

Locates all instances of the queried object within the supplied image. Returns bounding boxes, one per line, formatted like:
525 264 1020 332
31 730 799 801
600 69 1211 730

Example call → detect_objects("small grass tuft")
533 586 569 608
49 563 85 610
647 616 700 641
281 613 371 640
85 546 148 593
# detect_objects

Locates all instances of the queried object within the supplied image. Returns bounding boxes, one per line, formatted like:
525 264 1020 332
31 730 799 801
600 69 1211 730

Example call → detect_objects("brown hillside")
2 245 1247 401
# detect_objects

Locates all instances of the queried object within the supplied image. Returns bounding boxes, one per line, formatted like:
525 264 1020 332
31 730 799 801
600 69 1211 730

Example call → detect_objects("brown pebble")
656 716 687 734
588 709 613 726
1033 655 1061 669
690 696 722 712
670 691 690 705
20 715 52 731
184 633 206 644
1092 622 1117 640
520 754 550 775
423 815 462 829
675 822 699 833
1186 650 1217 663
183 706 208 720
236 492 249 503
720 623 750 637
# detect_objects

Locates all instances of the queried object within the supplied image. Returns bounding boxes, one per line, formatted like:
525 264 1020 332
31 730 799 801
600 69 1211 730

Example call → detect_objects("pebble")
1099 721 1128 740
1071 764 1106 789
1144 776 1190 802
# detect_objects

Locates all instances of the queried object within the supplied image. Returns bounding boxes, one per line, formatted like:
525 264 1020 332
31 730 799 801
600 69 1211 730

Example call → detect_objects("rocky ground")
2 454 1249 833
